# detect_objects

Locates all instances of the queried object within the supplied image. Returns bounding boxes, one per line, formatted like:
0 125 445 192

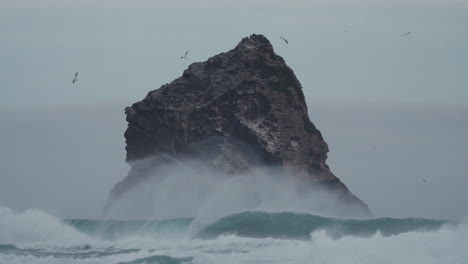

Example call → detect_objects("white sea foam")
1 207 467 264
0 207 92 247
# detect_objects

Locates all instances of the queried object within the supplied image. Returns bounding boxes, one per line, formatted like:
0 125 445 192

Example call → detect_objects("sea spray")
105 165 370 222
1 207 466 264
66 218 192 240
0 207 91 247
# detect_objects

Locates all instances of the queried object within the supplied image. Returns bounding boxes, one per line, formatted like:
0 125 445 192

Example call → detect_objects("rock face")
110 34 370 216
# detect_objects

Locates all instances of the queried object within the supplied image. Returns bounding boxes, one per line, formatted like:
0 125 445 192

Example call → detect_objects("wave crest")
0 207 91 246
66 211 449 241
198 211 448 239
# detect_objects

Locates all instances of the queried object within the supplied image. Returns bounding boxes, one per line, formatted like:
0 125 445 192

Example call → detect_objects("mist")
0 104 128 218
309 101 468 220
1 101 467 220
2 0 466 221
104 157 369 223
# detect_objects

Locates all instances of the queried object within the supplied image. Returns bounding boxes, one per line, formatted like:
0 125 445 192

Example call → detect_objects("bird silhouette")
280 37 288 44
72 72 78 84
180 50 189 59
401 32 411 37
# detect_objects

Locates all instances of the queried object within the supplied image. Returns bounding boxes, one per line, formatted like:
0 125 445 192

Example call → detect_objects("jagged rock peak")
234 34 276 57
112 34 371 217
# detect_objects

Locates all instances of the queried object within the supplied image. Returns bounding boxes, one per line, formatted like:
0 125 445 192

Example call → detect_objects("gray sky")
0 0 467 219
1 0 467 106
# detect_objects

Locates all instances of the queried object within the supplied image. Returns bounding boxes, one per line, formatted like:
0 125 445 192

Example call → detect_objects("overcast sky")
2 0 467 106
1 0 467 220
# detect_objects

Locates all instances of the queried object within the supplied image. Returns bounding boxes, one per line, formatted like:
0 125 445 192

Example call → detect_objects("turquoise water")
66 211 447 240
1 208 466 264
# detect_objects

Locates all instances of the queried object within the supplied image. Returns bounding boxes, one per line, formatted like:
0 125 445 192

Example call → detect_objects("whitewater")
1 207 467 264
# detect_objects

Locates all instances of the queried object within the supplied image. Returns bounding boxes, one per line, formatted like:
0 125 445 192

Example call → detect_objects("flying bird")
280 37 288 44
401 32 411 37
180 50 189 59
72 72 78 84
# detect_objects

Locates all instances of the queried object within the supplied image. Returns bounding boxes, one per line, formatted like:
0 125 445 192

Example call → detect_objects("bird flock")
73 31 412 83
176 37 289 63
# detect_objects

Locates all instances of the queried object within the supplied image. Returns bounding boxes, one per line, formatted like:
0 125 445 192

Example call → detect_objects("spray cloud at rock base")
104 34 371 219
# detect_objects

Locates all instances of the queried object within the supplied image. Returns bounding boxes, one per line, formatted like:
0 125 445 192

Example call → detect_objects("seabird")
401 32 411 37
180 50 189 59
72 72 78 84
280 37 288 44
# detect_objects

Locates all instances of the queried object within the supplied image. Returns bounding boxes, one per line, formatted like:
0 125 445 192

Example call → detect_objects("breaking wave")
1 207 466 264
66 211 448 240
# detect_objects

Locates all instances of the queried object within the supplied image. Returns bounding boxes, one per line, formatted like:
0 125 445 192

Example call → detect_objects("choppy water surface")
1 207 466 264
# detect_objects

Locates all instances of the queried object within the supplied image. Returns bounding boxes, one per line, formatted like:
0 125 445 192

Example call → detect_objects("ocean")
1 207 467 264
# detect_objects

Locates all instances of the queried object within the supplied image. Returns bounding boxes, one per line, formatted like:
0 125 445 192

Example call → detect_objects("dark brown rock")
109 34 371 216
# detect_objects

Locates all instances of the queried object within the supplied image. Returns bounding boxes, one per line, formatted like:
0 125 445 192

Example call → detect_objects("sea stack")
109 34 371 217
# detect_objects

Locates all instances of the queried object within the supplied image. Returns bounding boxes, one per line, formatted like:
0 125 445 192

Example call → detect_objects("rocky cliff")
109 34 371 216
